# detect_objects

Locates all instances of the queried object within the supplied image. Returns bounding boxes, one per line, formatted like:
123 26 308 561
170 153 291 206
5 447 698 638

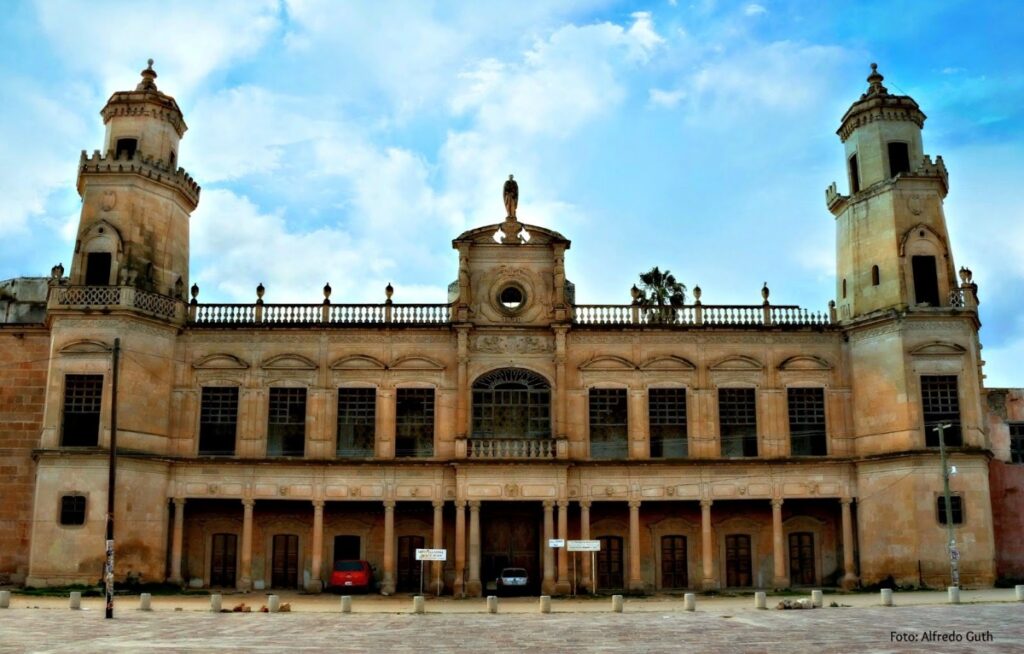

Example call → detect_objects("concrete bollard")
69 591 81 610
684 593 696 612
880 589 893 606
340 596 352 613
539 595 551 613
811 589 823 608
948 586 960 604
487 596 498 614
1015 585 1024 602
139 593 152 611
611 595 624 613
0 590 10 609
210 593 223 612
268 594 280 613
412 595 425 614
754 591 766 609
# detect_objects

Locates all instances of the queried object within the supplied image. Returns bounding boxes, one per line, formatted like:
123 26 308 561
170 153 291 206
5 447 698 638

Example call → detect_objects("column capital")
173 497 187 507
578 499 592 510
312 499 325 509
628 499 641 509
556 500 569 509
242 498 255 508
468 500 481 510
454 499 467 509
840 496 854 506
432 499 445 509
542 500 555 509
700 499 713 509
771 498 784 509
383 500 396 510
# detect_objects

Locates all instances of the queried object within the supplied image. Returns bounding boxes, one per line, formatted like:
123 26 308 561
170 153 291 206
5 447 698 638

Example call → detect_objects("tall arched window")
472 368 551 439
871 265 880 286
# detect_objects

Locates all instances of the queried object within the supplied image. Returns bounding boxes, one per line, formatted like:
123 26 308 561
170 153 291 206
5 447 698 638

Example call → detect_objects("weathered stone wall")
0 327 49 584
987 389 1024 580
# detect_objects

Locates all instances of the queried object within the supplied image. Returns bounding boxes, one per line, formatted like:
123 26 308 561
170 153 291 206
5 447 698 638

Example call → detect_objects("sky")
0 0 1022 386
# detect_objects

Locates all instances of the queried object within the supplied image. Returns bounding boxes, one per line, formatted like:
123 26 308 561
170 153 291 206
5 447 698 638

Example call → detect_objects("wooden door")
210 533 237 587
597 536 624 590
660 535 688 589
272 534 299 588
397 535 425 592
725 534 752 587
789 532 816 586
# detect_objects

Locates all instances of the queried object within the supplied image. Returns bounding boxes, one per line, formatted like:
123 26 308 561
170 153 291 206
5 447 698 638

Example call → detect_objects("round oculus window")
499 285 525 311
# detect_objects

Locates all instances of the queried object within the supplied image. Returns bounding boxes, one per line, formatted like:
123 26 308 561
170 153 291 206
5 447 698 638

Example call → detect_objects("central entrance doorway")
481 502 541 593
272 534 299 588
596 535 624 590
210 533 237 587
397 535 425 592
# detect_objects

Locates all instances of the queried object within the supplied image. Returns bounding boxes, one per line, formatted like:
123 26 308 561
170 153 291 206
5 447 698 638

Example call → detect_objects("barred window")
338 388 376 458
62 374 103 447
590 388 628 459
1011 424 1024 465
649 388 687 458
936 495 963 525
788 388 827 456
268 388 307 457
921 376 962 447
396 388 434 458
60 495 86 526
719 388 758 457
199 387 238 456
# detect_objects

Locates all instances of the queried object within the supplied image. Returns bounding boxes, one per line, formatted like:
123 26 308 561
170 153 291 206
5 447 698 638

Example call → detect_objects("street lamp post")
933 422 960 589
105 337 121 619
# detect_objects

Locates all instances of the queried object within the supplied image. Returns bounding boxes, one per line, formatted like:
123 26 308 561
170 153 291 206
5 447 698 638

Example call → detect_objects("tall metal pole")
934 423 959 588
105 337 120 619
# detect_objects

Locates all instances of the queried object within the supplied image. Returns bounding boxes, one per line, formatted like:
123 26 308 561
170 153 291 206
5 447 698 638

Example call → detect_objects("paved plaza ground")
0 590 1022 652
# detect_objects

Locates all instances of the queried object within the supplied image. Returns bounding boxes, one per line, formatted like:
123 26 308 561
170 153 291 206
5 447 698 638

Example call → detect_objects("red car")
329 560 374 593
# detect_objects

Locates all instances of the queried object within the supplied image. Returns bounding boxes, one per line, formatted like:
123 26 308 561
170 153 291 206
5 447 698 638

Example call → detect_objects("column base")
627 580 645 593
701 578 719 591
772 576 790 590
237 579 253 592
167 576 183 586
554 580 571 596
541 579 557 595
305 580 323 594
841 573 860 590
380 579 396 595
466 580 482 597
580 578 593 594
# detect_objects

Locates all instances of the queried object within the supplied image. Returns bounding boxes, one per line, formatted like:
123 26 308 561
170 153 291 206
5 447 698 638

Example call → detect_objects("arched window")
472 368 550 439
871 265 880 286
842 278 847 299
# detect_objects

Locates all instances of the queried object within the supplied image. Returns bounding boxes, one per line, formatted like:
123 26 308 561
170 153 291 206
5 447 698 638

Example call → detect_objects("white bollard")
69 591 81 610
340 596 352 613
684 593 696 611
811 589 823 608
139 593 152 611
539 595 551 613
487 596 498 614
880 589 893 606
412 595 425 614
947 586 960 604
210 593 222 612
268 594 280 613
754 591 766 609
0 590 10 609
1015 585 1024 602
611 595 624 613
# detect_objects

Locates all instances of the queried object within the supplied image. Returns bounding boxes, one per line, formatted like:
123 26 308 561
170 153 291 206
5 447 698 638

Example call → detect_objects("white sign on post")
567 540 601 552
415 548 448 561
548 539 565 548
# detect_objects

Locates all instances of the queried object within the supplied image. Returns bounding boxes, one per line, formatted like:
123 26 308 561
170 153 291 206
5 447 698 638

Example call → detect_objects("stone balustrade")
574 303 831 328
49 285 184 322
467 438 557 460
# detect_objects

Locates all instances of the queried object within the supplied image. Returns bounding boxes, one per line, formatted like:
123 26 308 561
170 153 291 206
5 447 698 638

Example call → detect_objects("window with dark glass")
396 388 434 457
788 388 827 456
199 387 238 456
649 388 687 458
719 388 758 457
337 388 376 458
912 255 940 306
888 141 911 177
60 495 86 526
921 375 962 447
85 252 112 285
936 496 963 525
267 387 307 456
472 369 550 439
115 137 137 160
589 388 628 459
871 265 880 286
1011 423 1024 464
62 374 103 447
849 153 860 193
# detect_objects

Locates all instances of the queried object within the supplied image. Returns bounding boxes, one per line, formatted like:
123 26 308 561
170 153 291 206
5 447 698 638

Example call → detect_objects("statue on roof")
503 174 518 219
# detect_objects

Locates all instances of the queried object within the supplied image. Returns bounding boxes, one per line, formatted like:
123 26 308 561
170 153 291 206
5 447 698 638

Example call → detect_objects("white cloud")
744 3 768 16
649 87 686 108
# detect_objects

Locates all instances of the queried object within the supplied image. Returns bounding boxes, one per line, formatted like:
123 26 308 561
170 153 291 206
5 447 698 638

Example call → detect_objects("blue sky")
1 0 1022 386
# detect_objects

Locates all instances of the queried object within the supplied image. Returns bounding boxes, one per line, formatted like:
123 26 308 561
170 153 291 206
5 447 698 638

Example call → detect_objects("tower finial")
137 58 158 92
865 62 887 96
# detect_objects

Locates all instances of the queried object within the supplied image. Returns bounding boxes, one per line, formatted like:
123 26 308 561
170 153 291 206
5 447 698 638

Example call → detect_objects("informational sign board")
567 540 601 552
548 539 565 548
415 548 448 561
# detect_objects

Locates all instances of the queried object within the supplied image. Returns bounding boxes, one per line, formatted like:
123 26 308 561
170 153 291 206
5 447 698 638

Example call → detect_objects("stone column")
239 499 255 591
841 498 859 589
700 499 716 590
454 500 466 596
382 500 396 594
579 500 593 592
432 500 444 594
555 500 571 595
542 500 556 594
553 327 568 438
467 501 482 597
456 328 469 440
628 389 648 459
308 500 324 593
377 389 396 459
772 498 788 589
627 500 644 592
169 498 185 584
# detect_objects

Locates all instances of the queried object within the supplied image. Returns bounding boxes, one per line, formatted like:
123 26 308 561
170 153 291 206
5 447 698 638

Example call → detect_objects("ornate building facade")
1 62 1022 594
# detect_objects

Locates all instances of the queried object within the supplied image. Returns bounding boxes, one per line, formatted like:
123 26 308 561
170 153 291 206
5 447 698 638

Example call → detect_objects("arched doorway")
472 368 551 439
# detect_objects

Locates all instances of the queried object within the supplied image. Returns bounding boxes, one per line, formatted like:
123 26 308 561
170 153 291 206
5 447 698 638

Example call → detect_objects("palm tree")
634 267 687 323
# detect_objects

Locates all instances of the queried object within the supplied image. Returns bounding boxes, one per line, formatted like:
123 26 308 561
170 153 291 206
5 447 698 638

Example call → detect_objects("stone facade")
1 63 1022 594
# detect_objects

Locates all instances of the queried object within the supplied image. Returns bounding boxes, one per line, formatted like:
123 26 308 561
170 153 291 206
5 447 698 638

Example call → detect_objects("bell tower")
70 59 199 298
826 64 959 322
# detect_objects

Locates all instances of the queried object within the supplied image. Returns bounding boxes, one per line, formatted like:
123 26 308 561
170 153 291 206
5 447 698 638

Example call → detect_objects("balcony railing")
467 438 556 460
574 303 831 328
50 285 184 321
191 302 451 327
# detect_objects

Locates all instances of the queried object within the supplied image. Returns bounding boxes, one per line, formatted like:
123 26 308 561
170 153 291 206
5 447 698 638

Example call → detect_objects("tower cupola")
99 59 186 169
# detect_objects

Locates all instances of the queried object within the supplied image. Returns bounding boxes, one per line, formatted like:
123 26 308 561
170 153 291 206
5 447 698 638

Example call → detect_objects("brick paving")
0 595 1022 653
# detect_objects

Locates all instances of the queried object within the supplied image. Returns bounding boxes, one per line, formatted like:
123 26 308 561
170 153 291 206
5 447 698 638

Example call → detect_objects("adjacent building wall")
987 389 1024 581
